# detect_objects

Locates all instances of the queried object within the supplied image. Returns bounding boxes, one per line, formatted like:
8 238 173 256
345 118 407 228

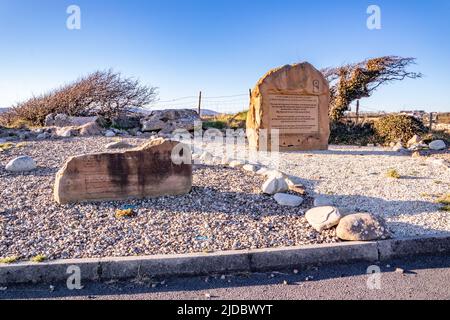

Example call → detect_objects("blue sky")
0 0 449 113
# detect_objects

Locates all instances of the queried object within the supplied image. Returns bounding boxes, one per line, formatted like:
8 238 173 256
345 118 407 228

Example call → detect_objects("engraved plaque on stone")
269 94 320 134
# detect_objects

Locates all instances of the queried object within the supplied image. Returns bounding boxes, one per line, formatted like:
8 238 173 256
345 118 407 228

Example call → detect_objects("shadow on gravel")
1 255 449 300
284 149 413 157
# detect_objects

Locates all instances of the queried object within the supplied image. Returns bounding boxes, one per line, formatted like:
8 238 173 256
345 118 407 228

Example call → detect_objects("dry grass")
115 208 135 219
437 194 450 212
0 256 19 264
30 255 46 263
386 169 401 179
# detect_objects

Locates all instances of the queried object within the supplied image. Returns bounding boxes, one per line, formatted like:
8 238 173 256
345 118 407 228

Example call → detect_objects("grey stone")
273 193 304 207
305 206 342 232
79 122 102 136
313 196 334 207
141 109 201 133
105 130 116 137
36 132 50 140
5 156 37 172
105 141 134 150
429 140 446 151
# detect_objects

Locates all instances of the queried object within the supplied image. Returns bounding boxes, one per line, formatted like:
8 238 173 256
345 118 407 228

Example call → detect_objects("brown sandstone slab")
247 62 330 151
54 139 192 204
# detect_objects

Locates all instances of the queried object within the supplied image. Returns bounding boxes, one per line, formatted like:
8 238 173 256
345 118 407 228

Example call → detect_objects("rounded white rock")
5 156 37 172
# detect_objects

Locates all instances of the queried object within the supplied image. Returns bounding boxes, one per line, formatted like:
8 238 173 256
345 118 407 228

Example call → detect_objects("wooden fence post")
197 91 202 117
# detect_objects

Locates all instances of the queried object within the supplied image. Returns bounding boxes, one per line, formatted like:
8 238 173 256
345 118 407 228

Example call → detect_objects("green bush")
329 122 381 146
203 120 227 130
374 114 428 144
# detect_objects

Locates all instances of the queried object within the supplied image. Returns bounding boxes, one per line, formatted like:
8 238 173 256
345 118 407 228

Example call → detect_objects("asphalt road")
1 255 449 300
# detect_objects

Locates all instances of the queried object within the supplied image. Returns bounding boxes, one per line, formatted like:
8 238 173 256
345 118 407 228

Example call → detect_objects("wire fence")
145 92 250 115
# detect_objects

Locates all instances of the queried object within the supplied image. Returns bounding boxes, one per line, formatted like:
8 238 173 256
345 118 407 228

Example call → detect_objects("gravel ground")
278 146 449 238
0 137 335 261
0 137 448 261
199 140 449 238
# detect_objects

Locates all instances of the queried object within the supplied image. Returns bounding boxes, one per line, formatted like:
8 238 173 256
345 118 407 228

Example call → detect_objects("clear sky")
0 0 449 113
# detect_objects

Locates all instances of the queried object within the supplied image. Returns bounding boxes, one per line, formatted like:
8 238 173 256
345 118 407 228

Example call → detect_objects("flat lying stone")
313 195 334 207
105 141 134 150
229 160 244 168
274 193 304 207
429 140 446 151
305 206 342 232
243 164 258 172
5 156 37 172
336 213 391 241
54 139 192 204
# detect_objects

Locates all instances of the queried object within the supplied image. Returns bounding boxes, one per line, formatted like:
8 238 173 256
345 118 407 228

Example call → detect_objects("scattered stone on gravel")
243 164 258 172
256 167 270 176
105 141 134 150
55 127 74 138
273 193 304 207
105 130 116 137
262 176 289 195
395 267 405 274
407 135 423 148
229 160 244 168
392 142 407 153
5 156 37 172
0 137 336 260
313 195 334 207
305 206 342 232
199 151 213 163
79 122 102 136
37 132 51 140
336 213 391 241
429 140 446 151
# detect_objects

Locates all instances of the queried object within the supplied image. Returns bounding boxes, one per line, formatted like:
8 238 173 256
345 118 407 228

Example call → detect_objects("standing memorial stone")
247 62 330 151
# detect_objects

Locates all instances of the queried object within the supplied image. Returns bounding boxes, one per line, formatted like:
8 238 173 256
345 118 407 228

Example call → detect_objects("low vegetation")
0 70 158 128
0 256 19 264
115 208 135 219
437 194 450 212
374 114 428 144
386 169 401 179
202 111 248 130
329 122 381 145
0 142 14 152
30 255 46 263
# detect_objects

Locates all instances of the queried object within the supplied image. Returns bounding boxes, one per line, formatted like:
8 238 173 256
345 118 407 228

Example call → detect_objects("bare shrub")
0 70 158 127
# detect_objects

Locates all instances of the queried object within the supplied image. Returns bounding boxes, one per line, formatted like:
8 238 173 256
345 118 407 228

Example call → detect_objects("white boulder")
262 176 289 195
243 164 258 172
5 156 37 172
305 206 342 232
229 160 244 168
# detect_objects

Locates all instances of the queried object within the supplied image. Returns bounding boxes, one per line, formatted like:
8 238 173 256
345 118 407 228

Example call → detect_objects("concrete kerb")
0 234 449 285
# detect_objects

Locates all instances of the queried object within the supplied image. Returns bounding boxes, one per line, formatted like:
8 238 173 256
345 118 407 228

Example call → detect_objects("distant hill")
0 108 9 114
196 109 222 117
